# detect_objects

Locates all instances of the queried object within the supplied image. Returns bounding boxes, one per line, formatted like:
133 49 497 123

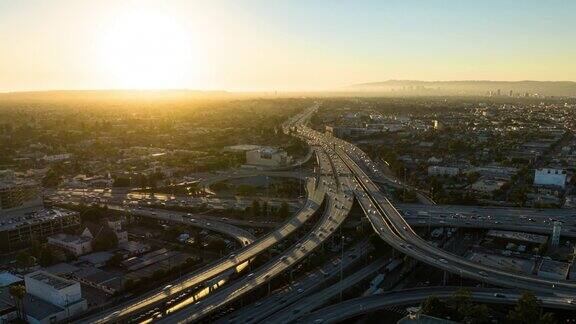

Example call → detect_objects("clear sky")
1 0 575 92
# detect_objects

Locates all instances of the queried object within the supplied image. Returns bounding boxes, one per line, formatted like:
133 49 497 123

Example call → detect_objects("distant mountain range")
348 80 576 97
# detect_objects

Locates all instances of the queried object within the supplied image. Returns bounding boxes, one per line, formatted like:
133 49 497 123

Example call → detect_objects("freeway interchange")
80 103 576 323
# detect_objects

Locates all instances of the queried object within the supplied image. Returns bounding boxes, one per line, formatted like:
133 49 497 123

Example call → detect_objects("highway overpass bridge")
299 286 576 324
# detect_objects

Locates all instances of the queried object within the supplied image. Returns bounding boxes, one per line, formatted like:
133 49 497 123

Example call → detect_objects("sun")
99 9 200 89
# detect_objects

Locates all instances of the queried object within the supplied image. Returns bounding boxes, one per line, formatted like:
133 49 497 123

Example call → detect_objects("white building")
42 154 72 163
534 168 567 188
246 147 291 167
427 166 459 177
48 233 93 256
24 271 87 323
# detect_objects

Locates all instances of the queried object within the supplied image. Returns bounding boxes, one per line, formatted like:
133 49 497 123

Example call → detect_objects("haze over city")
1 1 576 324
1 0 576 92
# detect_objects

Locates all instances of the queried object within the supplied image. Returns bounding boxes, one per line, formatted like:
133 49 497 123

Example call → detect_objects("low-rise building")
537 259 570 280
48 233 93 256
42 154 72 163
470 165 518 180
427 166 459 177
119 241 151 255
246 147 291 167
72 267 123 295
0 272 22 288
486 230 548 245
470 179 506 193
78 251 114 268
24 270 88 322
0 208 81 253
534 168 567 188
0 179 41 215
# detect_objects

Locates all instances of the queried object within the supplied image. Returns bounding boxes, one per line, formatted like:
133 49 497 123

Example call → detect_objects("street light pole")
340 235 344 302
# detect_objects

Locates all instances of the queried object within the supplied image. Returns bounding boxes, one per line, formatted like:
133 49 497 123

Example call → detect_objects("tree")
107 253 124 267
38 246 57 267
463 304 490 324
421 296 450 319
236 184 256 196
152 269 166 281
16 251 34 269
113 177 131 187
42 168 61 187
92 226 119 251
10 284 26 321
507 292 556 324
80 205 107 223
453 288 472 312
124 278 137 291
278 202 290 219
251 200 261 217
539 312 558 324
29 239 42 258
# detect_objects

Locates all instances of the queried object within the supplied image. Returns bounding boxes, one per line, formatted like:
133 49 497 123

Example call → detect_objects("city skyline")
1 0 576 92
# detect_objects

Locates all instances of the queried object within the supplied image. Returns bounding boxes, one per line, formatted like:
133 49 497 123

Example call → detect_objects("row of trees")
421 290 557 323
248 200 290 219
16 239 58 268
113 171 165 188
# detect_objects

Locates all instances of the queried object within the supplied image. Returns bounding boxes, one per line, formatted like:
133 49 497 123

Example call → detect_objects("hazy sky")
1 0 575 92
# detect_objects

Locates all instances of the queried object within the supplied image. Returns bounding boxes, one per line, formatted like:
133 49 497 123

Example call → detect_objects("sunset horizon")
2 0 576 93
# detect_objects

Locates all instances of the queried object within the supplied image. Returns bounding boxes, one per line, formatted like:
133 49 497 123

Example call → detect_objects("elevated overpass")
299 286 575 324
81 174 326 323
157 148 356 322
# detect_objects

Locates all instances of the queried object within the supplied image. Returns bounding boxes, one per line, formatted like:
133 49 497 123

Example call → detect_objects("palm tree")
9 284 26 321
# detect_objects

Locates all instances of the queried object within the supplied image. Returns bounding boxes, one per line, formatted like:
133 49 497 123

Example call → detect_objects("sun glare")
99 10 200 89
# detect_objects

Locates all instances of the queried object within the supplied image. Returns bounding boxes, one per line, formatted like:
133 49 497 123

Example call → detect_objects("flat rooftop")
26 271 77 290
538 259 570 278
0 179 37 190
487 229 548 245
0 207 78 231
49 233 92 244
468 252 535 274
0 272 22 287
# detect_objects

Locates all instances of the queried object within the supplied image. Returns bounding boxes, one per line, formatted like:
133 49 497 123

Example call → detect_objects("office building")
0 179 42 215
0 208 81 253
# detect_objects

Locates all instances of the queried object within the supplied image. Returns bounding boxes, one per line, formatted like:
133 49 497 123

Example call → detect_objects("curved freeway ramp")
156 149 356 323
289 112 576 298
80 175 326 323
117 206 256 246
319 132 576 296
299 287 576 324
